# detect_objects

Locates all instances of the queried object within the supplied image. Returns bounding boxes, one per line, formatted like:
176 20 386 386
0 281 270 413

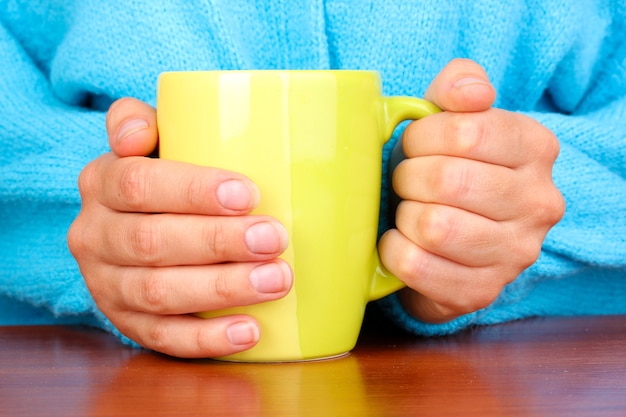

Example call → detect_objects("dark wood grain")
1 316 625 417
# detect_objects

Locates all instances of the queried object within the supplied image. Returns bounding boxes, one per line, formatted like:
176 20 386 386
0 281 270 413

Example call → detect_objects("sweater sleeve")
0 17 123 334
0 0 330 335
377 17 626 336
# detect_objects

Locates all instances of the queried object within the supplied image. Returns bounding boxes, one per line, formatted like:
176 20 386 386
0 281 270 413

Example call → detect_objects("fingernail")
117 118 149 143
216 180 260 211
249 262 291 293
453 77 490 89
226 322 260 346
245 221 288 254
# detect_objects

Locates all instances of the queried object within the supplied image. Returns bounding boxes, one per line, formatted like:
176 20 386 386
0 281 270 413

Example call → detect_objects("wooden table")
1 315 625 417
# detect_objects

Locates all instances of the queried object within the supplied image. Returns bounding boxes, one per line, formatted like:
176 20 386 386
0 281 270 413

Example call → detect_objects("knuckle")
546 189 566 225
194 327 215 354
522 115 560 163
136 271 170 313
67 214 98 262
518 237 543 269
211 270 236 304
523 246 542 270
66 218 86 257
525 186 566 227
415 205 454 251
539 128 561 163
128 217 163 264
145 321 172 353
77 161 99 198
202 222 230 261
506 232 542 271
117 159 151 210
430 160 472 203
393 244 431 283
183 173 208 209
445 113 487 156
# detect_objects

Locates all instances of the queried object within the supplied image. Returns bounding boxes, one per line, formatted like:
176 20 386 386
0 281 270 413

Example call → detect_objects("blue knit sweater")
1 1 625 340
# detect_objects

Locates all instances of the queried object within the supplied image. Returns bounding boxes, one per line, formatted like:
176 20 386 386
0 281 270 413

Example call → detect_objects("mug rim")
158 69 380 77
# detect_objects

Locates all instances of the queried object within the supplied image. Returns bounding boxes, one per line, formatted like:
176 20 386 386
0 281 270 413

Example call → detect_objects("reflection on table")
1 315 625 416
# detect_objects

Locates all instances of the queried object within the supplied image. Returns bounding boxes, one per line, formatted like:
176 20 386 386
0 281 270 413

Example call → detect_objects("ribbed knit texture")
1 0 625 338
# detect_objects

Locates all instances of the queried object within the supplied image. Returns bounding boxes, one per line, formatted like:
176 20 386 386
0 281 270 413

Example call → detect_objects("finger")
378 229 513 323
101 260 293 315
79 154 260 215
94 212 289 266
392 155 523 221
402 109 553 169
106 98 158 157
424 58 496 112
397 289 468 325
114 312 261 358
395 201 510 267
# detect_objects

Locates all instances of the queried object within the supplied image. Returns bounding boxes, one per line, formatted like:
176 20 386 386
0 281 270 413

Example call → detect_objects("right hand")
68 98 293 358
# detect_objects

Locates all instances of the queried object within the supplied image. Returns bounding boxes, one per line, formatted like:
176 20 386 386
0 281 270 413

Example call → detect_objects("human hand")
68 98 293 358
379 59 565 324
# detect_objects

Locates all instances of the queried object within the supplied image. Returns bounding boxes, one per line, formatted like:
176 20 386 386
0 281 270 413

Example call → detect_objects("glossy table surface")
1 315 625 417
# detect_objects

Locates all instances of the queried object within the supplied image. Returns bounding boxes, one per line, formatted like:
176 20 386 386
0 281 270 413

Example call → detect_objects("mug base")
212 351 351 364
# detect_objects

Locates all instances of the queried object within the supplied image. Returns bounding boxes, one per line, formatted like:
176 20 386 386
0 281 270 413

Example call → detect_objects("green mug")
157 70 440 362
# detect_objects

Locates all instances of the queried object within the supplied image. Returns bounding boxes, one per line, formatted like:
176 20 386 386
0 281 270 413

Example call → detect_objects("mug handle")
369 97 442 301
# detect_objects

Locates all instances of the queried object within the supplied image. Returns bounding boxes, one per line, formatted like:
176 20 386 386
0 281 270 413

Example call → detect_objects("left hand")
378 58 565 324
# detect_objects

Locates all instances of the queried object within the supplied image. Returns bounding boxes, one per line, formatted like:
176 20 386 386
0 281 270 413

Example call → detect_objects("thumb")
106 98 158 157
424 58 496 112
